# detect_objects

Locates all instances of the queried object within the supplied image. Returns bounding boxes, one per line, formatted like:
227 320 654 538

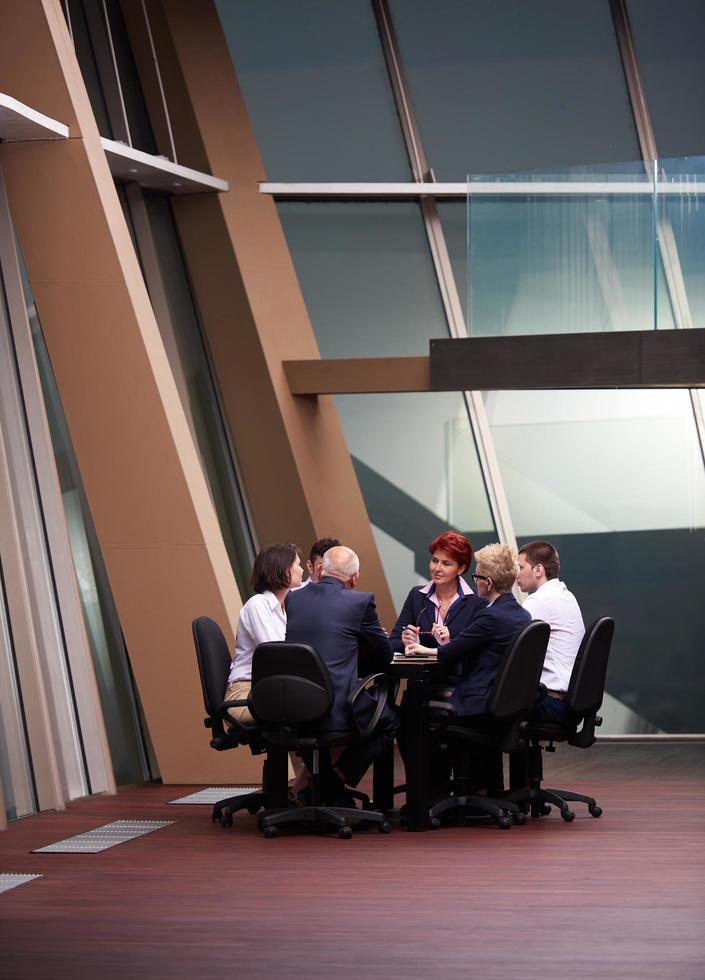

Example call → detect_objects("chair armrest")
569 710 599 748
217 700 259 735
221 698 249 709
427 699 458 716
347 673 389 739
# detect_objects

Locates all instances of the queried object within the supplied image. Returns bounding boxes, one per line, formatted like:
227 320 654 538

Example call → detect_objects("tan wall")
0 0 261 783
146 0 396 627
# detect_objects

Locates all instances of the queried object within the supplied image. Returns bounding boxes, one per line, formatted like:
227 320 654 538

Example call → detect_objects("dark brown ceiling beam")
430 329 705 390
284 329 705 395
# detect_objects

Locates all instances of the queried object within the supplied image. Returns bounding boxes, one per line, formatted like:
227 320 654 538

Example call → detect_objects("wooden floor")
1 744 704 980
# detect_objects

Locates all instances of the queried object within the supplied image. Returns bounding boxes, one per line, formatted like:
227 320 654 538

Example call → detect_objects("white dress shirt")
227 590 286 683
522 579 585 692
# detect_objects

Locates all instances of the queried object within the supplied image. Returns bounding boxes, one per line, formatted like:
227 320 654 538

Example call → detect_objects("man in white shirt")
516 540 585 724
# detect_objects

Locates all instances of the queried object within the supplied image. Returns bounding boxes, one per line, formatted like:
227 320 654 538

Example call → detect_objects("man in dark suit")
285 545 397 801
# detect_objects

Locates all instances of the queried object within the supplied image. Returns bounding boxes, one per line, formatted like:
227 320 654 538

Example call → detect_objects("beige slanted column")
0 0 257 782
142 0 395 627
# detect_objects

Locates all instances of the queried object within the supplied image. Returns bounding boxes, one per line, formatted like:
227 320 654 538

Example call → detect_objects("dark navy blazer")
390 579 488 654
285 577 393 732
439 592 531 717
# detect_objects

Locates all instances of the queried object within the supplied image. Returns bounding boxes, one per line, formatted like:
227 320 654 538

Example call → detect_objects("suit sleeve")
359 596 394 667
437 604 497 664
389 588 417 653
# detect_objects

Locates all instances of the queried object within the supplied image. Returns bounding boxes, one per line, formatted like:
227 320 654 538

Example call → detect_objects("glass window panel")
215 0 410 180
0 558 35 820
278 201 446 355
23 279 150 787
65 0 113 138
627 0 705 159
389 0 640 177
487 388 705 733
345 392 495 608
104 0 157 154
140 193 255 595
278 200 495 603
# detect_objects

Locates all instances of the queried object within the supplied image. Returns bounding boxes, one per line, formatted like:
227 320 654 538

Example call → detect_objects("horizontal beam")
283 356 429 394
0 92 69 141
430 329 705 390
102 138 228 194
261 180 705 200
283 330 705 394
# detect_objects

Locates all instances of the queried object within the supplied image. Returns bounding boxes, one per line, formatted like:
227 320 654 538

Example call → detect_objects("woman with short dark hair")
224 543 303 727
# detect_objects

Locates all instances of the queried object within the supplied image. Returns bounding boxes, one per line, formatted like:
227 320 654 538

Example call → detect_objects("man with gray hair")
285 546 397 803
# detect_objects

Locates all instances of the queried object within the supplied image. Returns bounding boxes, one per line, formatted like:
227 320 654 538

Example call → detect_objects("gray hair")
321 546 359 581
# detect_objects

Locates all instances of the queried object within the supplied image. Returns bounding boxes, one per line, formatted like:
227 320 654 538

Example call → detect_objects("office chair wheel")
378 821 392 834
338 826 353 840
428 817 441 830
221 811 233 828
588 804 602 818
247 803 261 815
512 811 527 826
561 808 576 822
262 826 278 838
496 815 512 830
538 804 552 816
212 808 221 823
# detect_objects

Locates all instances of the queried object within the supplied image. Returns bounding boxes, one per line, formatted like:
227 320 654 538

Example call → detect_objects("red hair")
428 531 473 572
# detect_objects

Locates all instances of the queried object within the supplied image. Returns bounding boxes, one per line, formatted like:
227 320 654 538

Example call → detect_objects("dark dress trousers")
390 581 487 654
439 592 532 794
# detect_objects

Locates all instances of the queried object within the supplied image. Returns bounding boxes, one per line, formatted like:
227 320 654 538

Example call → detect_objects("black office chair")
249 641 392 839
425 619 551 830
503 616 615 821
192 616 265 827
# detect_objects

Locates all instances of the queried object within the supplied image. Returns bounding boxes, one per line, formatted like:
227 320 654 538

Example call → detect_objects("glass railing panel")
464 165 670 336
657 156 705 329
464 160 705 337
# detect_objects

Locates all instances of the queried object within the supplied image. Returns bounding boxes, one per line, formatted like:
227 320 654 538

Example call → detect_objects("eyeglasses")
471 573 491 582
413 608 436 635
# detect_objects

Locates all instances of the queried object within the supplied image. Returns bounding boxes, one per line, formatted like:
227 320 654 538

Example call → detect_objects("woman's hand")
431 623 450 645
401 625 419 647
405 643 436 656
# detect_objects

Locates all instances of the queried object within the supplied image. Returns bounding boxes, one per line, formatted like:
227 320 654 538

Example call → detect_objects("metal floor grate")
167 787 261 805
32 819 174 853
0 873 43 894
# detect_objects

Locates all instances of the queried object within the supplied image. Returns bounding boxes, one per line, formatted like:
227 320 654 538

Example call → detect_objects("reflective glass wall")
218 0 705 732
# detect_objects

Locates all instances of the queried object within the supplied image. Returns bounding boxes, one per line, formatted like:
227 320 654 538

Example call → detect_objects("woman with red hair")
390 531 496 802
390 531 486 653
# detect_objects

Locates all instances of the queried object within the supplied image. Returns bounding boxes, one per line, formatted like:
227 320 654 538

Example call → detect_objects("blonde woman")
407 543 531 794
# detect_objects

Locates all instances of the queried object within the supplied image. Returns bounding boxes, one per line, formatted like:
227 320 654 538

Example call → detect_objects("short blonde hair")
474 543 519 593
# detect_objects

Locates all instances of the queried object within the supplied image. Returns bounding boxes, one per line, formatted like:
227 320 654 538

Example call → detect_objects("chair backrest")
487 619 551 723
250 641 333 725
192 616 232 721
565 617 615 719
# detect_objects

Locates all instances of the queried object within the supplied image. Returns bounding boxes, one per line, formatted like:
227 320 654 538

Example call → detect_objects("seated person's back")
285 546 393 733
